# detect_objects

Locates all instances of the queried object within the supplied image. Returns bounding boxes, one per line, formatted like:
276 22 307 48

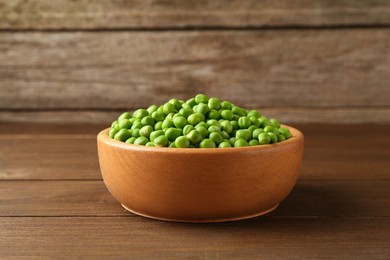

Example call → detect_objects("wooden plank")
0 180 389 217
1 107 390 124
0 0 389 29
0 217 389 258
0 136 100 180
1 124 389 180
0 30 389 113
0 122 107 135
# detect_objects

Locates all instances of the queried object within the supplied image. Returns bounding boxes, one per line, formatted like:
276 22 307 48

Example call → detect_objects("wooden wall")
0 0 389 124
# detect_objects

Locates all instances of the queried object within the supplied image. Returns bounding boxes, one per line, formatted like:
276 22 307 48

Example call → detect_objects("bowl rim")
98 124 303 154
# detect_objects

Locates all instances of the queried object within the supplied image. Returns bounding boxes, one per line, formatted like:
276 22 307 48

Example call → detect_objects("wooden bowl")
97 125 304 222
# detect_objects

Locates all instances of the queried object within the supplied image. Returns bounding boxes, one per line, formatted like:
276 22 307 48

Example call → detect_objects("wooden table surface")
1 123 389 258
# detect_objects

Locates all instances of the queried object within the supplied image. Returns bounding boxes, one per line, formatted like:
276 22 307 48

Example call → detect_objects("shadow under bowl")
97 125 304 222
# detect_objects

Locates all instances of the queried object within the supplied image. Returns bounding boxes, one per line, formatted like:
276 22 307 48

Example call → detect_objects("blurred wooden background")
0 0 389 124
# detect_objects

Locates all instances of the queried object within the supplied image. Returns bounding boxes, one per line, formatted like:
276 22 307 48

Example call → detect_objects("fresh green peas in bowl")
109 94 293 148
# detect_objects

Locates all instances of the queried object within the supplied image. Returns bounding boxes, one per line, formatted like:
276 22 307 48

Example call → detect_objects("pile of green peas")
109 94 291 148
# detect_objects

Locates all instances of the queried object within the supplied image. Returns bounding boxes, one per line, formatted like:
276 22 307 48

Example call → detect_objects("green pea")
168 98 182 110
258 133 271 144
151 111 165 122
111 120 119 128
221 110 234 120
162 118 174 130
173 115 187 129
195 103 210 115
146 142 155 147
229 137 237 146
187 130 202 144
196 121 208 128
134 136 149 145
206 119 220 127
131 128 140 138
234 139 249 147
179 108 193 118
259 118 271 128
119 119 132 129
183 125 195 135
141 116 154 126
208 97 221 110
118 112 132 120
208 125 221 133
247 110 261 118
268 132 278 143
230 121 239 130
114 129 132 142
165 113 175 120
221 131 230 139
125 137 136 144
133 109 148 119
249 116 261 127
131 121 143 130
169 142 176 148
221 120 233 134
109 127 120 138
154 121 163 130
249 139 259 146
232 106 246 116
175 136 190 148
186 98 197 108
182 104 191 110
154 135 169 147
277 134 286 142
165 128 182 142
279 127 291 139
199 139 216 148
218 141 232 148
163 103 175 114
187 113 204 125
264 125 275 133
247 125 258 135
238 117 251 129
220 101 232 110
209 132 223 145
139 125 153 139
252 128 264 139
147 105 158 115
236 129 251 141
150 130 165 142
270 119 281 128
195 126 209 139
195 94 209 104
208 109 220 120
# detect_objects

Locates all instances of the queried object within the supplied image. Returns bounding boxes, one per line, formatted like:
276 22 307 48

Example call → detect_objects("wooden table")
1 123 389 258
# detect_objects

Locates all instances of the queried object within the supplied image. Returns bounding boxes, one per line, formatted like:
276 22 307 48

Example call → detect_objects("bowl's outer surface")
97 125 304 222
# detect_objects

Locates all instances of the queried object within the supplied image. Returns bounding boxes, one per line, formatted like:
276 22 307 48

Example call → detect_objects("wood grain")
0 0 389 29
0 30 388 115
1 123 389 258
0 180 389 217
1 124 389 180
0 217 389 258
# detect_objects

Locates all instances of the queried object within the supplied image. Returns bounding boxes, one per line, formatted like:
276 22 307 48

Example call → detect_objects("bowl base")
121 204 279 223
